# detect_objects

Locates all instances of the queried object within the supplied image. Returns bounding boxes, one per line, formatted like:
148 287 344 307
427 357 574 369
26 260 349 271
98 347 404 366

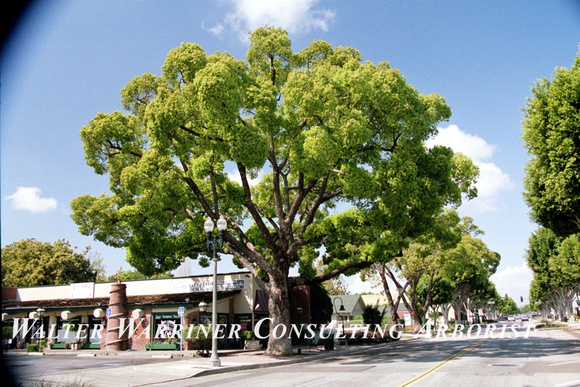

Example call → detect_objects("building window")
151 312 180 342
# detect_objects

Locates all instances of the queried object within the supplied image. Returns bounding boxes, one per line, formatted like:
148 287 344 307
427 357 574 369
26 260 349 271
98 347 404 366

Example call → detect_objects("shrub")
185 326 212 351
2 326 13 340
26 339 48 352
242 330 253 340
362 305 386 326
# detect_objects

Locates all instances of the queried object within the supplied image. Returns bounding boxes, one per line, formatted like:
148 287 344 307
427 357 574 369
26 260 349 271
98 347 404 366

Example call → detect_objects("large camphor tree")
71 27 477 355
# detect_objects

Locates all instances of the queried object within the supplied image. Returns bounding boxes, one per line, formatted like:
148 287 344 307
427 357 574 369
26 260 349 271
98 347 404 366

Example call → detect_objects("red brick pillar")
107 282 128 350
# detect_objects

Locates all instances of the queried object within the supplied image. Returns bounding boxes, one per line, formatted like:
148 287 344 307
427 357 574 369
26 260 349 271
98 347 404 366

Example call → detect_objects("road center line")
398 338 491 387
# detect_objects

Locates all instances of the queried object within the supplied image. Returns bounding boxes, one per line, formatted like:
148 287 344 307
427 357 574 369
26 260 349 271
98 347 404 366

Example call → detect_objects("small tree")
1 239 104 286
309 283 333 328
498 297 519 315
362 305 387 326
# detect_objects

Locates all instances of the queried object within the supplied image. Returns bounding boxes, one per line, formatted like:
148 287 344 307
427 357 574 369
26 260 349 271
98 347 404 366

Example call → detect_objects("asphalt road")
186 326 580 387
3 323 579 387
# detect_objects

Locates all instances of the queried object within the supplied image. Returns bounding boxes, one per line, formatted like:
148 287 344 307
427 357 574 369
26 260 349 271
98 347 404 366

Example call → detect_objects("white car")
507 315 516 321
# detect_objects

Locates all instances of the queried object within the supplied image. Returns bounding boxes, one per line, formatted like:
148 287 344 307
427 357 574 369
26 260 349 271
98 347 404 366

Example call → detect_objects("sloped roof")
330 295 364 314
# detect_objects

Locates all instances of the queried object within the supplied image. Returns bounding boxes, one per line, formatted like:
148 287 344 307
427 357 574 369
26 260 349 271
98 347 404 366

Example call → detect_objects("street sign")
178 306 185 357
106 308 112 318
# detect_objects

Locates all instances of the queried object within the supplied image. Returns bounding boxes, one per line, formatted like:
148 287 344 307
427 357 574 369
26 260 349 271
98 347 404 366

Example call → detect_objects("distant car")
507 315 516 321
498 316 507 321
520 314 530 321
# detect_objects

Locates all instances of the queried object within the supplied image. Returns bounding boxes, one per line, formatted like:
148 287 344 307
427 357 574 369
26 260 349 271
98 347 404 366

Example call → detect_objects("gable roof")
330 295 364 315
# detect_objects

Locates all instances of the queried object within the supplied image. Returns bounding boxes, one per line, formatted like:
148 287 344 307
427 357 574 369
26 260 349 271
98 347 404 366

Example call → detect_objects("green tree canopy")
1 239 104 286
440 225 501 322
309 282 333 327
550 233 580 288
105 267 173 282
497 296 519 315
70 26 477 355
526 227 579 317
522 52 580 237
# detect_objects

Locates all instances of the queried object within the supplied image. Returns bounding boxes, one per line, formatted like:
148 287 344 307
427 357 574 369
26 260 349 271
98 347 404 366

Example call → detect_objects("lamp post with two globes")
203 216 227 368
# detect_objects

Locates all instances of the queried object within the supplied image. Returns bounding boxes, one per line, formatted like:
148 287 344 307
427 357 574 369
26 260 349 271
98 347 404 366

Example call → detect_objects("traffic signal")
520 296 523 302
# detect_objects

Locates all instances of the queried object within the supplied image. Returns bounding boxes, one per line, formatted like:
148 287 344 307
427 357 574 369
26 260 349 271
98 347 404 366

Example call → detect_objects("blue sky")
2 1 579 302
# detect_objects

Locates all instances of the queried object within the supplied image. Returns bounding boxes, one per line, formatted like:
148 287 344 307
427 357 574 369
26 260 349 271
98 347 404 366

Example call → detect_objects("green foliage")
71 27 477 279
522 52 580 237
362 305 387 326
185 326 212 351
26 339 47 353
527 227 580 305
309 283 333 326
105 267 173 282
418 277 454 308
535 321 567 329
550 233 580 287
71 26 479 355
498 297 519 315
2 326 13 340
1 239 104 286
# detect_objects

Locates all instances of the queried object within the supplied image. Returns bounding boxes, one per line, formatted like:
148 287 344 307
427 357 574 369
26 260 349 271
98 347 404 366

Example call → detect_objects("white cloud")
490 262 534 303
202 21 225 36
208 0 336 41
425 125 514 213
4 186 57 213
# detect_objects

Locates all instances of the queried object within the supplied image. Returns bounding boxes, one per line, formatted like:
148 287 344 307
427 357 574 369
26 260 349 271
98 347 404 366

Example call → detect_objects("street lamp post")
35 308 45 344
204 216 227 368
333 297 347 346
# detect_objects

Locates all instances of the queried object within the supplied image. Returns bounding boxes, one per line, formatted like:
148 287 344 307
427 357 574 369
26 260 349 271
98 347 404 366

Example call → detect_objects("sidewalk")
6 343 395 387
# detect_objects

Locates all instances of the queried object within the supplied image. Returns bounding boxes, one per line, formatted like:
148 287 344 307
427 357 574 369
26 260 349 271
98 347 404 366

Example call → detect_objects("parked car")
507 315 516 321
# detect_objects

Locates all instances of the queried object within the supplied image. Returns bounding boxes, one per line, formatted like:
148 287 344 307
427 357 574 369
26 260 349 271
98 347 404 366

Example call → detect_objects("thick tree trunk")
264 270 293 356
410 308 424 334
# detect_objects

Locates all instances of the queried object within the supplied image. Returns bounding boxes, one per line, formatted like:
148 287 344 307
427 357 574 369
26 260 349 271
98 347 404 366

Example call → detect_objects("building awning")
254 290 269 312
1 290 241 314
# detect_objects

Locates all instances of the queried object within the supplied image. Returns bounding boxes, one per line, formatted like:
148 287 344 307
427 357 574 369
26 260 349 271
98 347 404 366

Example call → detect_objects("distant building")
330 294 409 322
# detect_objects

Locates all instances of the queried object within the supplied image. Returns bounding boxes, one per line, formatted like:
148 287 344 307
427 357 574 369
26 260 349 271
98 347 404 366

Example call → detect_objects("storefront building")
2 271 309 351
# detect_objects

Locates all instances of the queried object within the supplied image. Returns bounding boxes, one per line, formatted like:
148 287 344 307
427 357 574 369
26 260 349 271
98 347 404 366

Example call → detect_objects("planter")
244 340 261 350
146 343 179 350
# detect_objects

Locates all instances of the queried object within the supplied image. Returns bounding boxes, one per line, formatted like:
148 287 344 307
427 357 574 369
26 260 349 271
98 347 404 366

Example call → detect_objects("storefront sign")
70 282 94 299
190 279 245 292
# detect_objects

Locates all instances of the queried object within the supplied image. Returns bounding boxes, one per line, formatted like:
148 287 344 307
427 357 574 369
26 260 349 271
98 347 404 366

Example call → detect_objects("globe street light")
204 216 227 367
35 308 45 344
333 297 347 346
